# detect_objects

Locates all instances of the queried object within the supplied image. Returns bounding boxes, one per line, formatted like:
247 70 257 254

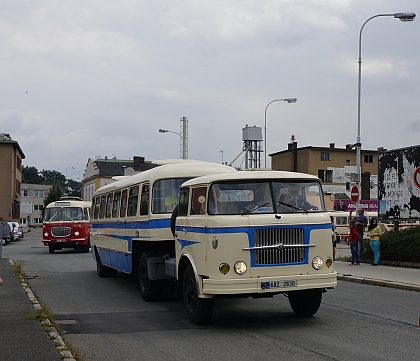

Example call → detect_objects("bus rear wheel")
288 288 322 317
183 263 214 325
138 252 160 302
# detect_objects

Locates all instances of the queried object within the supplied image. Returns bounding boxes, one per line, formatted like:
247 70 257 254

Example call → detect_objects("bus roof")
94 161 237 196
45 199 92 208
181 170 321 187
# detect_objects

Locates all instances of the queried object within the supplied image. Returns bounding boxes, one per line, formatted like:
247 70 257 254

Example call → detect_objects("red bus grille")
51 226 71 237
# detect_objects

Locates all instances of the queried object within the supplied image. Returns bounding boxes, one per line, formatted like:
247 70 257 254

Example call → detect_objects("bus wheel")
138 252 160 302
288 289 322 317
48 245 55 254
183 263 214 325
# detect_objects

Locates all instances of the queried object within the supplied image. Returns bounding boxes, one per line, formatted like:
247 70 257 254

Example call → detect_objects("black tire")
138 252 160 301
81 238 91 253
96 249 118 278
288 288 322 317
49 245 55 254
183 263 214 325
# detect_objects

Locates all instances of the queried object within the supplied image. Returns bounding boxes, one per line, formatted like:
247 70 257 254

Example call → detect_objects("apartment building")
20 184 52 227
0 133 25 222
270 142 379 201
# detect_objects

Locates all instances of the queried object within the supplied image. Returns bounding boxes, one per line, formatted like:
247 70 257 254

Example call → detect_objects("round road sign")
351 185 359 203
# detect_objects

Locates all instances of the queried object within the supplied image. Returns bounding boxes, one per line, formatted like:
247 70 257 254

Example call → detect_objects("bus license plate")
263 280 297 289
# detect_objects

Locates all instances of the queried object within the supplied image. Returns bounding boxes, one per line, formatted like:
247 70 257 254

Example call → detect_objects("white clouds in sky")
0 0 419 176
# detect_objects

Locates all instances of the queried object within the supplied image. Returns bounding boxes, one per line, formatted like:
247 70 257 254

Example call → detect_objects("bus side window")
105 193 113 218
127 185 139 217
93 197 100 219
120 189 128 218
112 191 121 218
99 195 106 219
140 184 149 216
84 208 90 221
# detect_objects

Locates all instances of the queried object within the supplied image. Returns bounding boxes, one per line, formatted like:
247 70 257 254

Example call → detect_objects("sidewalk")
334 242 420 292
0 257 63 361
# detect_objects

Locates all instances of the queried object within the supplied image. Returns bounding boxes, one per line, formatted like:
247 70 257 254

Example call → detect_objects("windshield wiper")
241 202 270 215
277 201 308 213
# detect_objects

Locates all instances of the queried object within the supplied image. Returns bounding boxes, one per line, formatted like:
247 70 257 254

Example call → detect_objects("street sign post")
351 185 359 203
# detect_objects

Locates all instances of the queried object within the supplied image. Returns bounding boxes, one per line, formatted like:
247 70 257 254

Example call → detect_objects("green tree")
41 170 66 185
65 179 82 197
41 183 64 219
22 166 43 184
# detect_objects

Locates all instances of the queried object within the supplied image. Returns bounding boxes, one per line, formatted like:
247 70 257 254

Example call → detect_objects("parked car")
7 222 20 241
1 221 11 245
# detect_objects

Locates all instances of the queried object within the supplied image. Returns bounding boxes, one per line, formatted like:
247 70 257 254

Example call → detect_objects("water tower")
242 125 263 169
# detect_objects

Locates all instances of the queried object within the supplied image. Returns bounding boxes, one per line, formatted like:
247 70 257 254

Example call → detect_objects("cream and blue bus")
90 161 236 289
174 171 337 324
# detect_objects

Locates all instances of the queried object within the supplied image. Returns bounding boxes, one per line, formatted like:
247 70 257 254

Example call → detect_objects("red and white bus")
42 196 92 254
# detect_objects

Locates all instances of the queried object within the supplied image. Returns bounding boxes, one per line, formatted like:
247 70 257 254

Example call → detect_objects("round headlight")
74 231 80 236
44 232 49 237
312 256 323 270
234 261 247 275
325 257 333 268
219 263 230 275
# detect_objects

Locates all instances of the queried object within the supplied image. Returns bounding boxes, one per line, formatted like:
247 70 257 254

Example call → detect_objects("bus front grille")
51 227 71 237
253 228 305 265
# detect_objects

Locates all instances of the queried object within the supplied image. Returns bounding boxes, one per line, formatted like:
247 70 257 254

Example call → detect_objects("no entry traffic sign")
351 185 359 203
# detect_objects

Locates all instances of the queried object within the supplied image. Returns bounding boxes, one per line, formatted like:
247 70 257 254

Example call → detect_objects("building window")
34 190 44 197
364 154 374 163
318 169 333 182
320 152 331 161
346 182 350 191
346 160 351 166
22 189 28 197
17 156 22 171
34 205 43 211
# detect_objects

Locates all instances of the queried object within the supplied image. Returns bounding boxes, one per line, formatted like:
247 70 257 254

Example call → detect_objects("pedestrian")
348 219 360 265
334 200 347 211
355 209 367 253
369 217 382 266
330 216 336 261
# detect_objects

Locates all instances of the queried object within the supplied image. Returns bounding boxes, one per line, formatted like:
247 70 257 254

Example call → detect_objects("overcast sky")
1 0 419 180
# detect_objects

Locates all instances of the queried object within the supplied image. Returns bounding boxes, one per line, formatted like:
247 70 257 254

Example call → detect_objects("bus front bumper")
202 272 337 296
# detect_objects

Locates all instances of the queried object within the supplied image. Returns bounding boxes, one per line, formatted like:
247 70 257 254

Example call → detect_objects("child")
348 219 360 265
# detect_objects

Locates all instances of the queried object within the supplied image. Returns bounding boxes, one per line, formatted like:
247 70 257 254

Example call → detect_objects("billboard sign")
378 145 420 220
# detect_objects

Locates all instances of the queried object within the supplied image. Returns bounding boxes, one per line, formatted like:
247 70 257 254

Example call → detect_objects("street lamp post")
159 129 185 159
356 12 415 212
66 166 75 180
264 98 297 168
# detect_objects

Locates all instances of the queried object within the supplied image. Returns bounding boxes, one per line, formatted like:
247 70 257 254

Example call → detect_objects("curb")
9 259 77 361
337 274 420 292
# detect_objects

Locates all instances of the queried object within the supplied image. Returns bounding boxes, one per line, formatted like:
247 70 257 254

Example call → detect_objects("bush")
361 227 420 264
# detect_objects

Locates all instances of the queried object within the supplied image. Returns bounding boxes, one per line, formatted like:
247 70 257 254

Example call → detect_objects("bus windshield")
44 207 85 221
208 181 324 215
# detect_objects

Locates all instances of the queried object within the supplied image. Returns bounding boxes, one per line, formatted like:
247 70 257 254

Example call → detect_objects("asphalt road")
3 229 420 361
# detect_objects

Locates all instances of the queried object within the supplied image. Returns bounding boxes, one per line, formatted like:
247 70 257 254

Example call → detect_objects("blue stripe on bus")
91 218 171 230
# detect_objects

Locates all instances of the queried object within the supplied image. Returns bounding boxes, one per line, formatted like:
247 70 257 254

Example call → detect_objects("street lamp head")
285 98 297 104
159 129 168 133
394 12 416 22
